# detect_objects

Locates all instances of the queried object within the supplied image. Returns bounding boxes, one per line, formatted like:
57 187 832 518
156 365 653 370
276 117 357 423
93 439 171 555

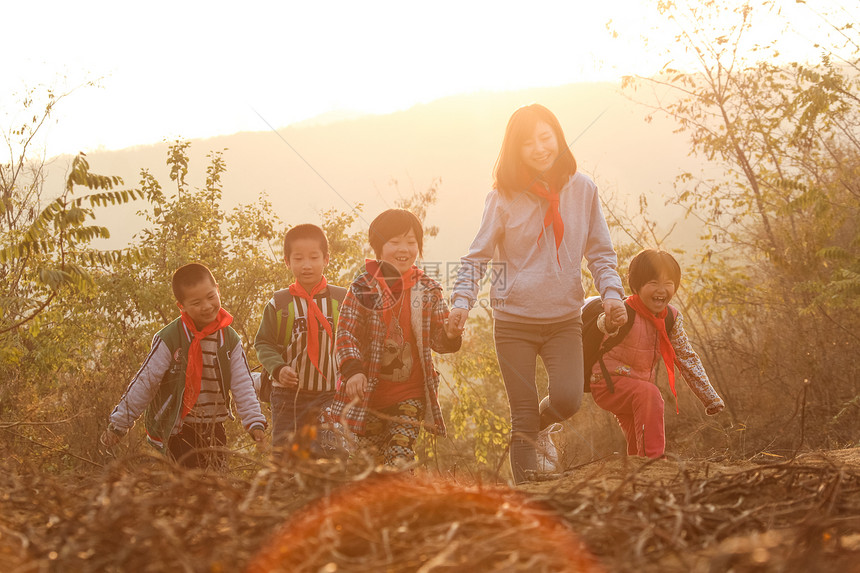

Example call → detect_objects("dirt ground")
521 448 860 572
1 448 859 572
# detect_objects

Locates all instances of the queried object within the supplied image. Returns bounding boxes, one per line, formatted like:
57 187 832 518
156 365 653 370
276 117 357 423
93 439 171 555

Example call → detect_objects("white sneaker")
536 423 563 472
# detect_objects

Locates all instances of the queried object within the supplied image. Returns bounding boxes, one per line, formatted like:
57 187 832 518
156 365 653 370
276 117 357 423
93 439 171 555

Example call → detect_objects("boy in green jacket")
254 224 346 456
100 263 266 469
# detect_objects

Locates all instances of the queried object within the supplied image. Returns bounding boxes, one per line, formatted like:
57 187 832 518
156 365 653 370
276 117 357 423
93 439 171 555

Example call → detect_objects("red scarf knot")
179 308 233 419
365 259 423 324
289 278 333 380
528 181 565 265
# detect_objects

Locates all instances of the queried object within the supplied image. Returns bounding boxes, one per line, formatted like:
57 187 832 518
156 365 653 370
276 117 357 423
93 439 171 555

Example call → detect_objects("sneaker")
536 423 563 472
316 410 350 460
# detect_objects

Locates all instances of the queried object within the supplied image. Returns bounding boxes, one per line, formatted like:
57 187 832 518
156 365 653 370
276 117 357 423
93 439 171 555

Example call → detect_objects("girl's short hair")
284 224 329 258
628 250 682 294
494 104 577 197
171 262 216 303
368 209 423 258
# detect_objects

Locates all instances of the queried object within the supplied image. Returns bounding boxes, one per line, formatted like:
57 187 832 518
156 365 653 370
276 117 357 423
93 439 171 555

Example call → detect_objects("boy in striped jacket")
254 224 346 454
100 263 267 469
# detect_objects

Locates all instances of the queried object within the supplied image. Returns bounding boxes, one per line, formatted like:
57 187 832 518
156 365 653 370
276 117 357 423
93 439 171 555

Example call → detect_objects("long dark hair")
493 104 577 197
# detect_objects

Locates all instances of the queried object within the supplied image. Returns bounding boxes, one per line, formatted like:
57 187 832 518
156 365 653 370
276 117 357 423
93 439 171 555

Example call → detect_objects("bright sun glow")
2 0 848 157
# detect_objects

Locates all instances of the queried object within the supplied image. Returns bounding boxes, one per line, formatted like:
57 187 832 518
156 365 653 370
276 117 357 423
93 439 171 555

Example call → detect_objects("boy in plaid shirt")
330 209 461 467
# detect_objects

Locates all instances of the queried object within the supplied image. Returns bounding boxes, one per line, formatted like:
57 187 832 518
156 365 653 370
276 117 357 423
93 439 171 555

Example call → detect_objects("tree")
622 0 860 452
0 85 144 337
0 86 148 469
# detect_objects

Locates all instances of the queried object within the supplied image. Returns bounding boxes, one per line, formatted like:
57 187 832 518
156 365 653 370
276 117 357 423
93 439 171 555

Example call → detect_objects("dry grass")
1 449 859 572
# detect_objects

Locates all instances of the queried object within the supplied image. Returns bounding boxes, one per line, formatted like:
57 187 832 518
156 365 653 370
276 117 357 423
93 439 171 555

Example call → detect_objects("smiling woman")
448 103 628 483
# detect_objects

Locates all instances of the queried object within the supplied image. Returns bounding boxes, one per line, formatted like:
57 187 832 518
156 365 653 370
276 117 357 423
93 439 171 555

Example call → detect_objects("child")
448 104 628 484
100 263 266 469
330 209 461 467
254 224 346 455
591 249 725 458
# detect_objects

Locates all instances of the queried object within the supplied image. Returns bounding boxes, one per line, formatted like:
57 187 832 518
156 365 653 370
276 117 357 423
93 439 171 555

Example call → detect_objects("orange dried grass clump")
247 474 604 573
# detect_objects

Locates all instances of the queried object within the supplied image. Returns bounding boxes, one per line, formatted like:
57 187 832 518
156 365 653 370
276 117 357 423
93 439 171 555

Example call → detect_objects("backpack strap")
272 289 295 347
327 285 347 331
594 301 636 394
273 285 347 345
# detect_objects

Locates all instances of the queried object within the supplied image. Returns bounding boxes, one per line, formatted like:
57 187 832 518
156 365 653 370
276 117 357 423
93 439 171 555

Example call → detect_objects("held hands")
603 298 628 329
345 373 368 401
276 366 299 387
446 307 469 338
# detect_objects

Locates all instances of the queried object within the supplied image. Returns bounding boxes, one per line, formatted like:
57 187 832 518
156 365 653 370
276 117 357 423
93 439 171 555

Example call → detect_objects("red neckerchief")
626 294 679 413
365 259 422 323
179 308 233 419
289 277 333 379
527 181 564 265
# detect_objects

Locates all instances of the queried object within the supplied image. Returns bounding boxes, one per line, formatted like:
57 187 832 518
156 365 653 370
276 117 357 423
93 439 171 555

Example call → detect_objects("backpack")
581 296 675 394
258 285 348 402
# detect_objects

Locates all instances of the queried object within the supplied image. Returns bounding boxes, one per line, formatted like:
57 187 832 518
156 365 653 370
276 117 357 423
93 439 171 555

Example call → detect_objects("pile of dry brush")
1 449 859 572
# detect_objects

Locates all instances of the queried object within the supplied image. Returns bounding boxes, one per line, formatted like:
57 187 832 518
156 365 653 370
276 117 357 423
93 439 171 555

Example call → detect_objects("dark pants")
167 422 227 470
493 317 584 483
270 386 336 457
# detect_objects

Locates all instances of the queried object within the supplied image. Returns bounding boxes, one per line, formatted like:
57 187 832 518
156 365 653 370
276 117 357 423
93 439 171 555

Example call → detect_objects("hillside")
49 81 703 266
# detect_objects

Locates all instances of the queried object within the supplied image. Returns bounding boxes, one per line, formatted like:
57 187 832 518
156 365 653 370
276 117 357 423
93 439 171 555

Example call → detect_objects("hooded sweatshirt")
452 173 624 323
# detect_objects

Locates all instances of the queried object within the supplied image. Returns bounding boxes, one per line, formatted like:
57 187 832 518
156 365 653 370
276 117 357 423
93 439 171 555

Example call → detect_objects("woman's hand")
603 298 628 329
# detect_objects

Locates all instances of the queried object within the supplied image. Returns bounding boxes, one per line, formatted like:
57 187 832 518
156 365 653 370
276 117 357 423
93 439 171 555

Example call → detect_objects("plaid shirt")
331 268 461 436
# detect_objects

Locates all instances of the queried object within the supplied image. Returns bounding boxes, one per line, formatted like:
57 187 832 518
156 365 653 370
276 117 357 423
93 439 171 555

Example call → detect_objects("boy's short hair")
284 224 329 258
172 263 217 303
628 249 682 294
368 209 424 258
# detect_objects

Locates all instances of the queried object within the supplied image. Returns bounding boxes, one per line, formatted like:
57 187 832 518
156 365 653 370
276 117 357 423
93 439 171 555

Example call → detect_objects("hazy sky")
3 0 847 157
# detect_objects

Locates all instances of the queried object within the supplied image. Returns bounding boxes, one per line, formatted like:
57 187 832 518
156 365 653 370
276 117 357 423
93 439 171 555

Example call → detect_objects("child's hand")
603 299 627 329
276 366 299 387
345 373 368 401
706 401 725 416
447 308 469 338
250 428 267 451
597 313 619 336
99 429 121 448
